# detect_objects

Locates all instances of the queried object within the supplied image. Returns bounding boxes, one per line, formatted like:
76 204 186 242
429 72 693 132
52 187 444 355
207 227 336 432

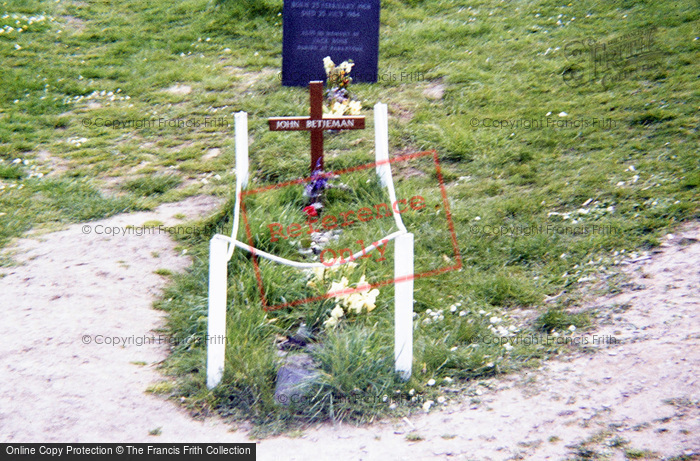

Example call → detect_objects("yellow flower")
364 289 379 311
338 61 354 73
312 266 325 282
330 304 345 319
356 274 370 291
330 277 350 300
344 293 364 314
347 100 362 115
324 316 339 328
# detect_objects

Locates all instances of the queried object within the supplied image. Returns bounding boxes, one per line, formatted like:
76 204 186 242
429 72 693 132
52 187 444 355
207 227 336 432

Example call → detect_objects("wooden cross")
268 81 365 173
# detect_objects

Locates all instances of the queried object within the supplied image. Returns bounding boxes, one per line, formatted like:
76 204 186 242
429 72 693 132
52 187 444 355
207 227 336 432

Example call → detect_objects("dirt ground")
1 200 697 460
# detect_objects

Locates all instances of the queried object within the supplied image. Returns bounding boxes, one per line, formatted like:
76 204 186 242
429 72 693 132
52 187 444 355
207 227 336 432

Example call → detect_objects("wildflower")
423 400 434 412
347 100 362 115
568 325 576 332
324 316 339 328
329 277 350 299
437 396 446 404
338 60 354 73
312 266 325 282
330 305 344 320
503 343 513 351
427 379 436 386
408 389 415 396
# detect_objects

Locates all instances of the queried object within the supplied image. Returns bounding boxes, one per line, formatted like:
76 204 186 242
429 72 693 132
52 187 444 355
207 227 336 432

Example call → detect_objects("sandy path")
1 200 697 459
0 196 243 442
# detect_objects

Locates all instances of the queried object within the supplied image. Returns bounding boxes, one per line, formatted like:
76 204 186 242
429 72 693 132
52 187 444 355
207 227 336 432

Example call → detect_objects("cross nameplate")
268 81 365 173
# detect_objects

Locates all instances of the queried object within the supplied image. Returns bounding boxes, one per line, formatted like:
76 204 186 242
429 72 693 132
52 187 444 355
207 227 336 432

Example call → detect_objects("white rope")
217 230 406 269
383 161 408 234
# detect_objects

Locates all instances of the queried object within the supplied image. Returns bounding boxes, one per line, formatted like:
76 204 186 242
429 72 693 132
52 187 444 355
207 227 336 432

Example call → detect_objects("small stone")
274 353 319 406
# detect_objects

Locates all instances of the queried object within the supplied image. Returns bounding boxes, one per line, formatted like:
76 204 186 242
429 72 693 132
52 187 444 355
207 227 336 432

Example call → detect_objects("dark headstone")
282 0 380 86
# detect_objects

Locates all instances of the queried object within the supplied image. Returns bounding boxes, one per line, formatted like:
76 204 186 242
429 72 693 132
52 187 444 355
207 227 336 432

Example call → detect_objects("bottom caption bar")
2 444 256 460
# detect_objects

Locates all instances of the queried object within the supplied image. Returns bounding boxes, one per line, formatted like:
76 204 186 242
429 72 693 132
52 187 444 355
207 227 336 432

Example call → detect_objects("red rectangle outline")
239 150 462 311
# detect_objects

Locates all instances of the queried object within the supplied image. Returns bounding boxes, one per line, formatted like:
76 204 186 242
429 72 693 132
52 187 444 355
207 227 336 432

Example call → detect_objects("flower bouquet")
323 56 362 117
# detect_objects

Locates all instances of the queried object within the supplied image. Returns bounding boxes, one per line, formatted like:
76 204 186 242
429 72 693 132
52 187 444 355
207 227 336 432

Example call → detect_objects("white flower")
338 60 354 73
408 389 415 396
347 100 362 115
443 377 453 383
323 56 334 74
490 316 501 324
356 274 370 290
568 325 576 331
459 310 467 317
330 305 345 319
427 379 436 386
449 305 457 313
503 343 513 351
423 400 434 412
558 111 568 117
324 316 339 328
312 266 325 282
437 396 446 404
329 277 349 299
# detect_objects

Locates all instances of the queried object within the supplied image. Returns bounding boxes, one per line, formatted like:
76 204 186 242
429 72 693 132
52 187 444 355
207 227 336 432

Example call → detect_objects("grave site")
0 0 698 460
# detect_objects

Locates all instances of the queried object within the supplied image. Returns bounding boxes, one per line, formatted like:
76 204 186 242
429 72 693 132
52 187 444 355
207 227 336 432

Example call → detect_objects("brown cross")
268 81 365 173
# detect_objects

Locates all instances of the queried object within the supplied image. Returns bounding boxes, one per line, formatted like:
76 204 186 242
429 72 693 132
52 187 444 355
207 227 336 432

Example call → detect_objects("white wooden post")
206 236 229 389
394 232 414 380
374 103 390 187
235 111 249 188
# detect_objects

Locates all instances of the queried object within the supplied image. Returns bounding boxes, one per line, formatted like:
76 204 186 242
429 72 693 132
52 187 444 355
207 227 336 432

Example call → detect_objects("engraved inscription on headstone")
282 0 380 87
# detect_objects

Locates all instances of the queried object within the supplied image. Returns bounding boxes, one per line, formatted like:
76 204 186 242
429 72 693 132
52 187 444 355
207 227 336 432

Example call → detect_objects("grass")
122 174 182 196
0 0 698 437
